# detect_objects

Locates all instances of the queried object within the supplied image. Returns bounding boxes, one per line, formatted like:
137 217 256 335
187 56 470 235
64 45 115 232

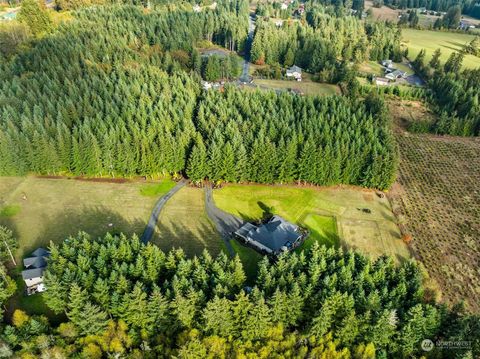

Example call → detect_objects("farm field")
152 186 224 257
402 29 480 69
214 184 409 261
0 176 175 261
253 78 341 96
390 130 480 312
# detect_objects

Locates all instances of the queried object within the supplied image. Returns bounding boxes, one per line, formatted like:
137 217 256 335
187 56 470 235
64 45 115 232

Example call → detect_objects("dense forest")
189 88 397 189
412 50 480 136
0 232 476 357
251 8 401 79
0 2 398 189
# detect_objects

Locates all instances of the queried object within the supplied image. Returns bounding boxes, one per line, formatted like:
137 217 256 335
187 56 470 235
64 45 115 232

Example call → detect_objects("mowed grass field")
214 184 409 262
152 186 224 257
402 29 480 69
0 176 175 261
254 79 341 96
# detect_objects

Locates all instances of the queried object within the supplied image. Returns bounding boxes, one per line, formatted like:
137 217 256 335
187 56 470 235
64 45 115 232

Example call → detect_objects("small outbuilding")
286 65 302 81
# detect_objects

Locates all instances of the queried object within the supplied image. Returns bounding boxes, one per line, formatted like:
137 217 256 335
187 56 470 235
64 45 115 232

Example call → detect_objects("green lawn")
214 184 409 261
0 176 168 262
402 29 480 69
253 79 341 96
298 214 338 252
152 186 224 257
139 180 175 197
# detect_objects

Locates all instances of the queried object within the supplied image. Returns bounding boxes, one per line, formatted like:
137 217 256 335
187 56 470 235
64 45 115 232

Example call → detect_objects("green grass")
139 180 175 197
402 29 480 69
298 214 338 252
359 61 384 76
152 186 224 257
253 79 341 96
230 239 264 283
214 184 410 262
0 204 21 217
0 177 166 261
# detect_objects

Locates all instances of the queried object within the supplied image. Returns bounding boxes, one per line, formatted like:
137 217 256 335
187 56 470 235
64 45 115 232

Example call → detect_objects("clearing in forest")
253 78 341 96
0 176 174 261
390 129 480 312
214 184 409 263
152 186 224 257
402 29 479 69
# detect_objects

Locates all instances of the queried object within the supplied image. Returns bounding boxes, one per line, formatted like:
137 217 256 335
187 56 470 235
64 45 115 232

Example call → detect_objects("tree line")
188 87 397 190
412 49 480 136
0 232 477 357
376 0 480 19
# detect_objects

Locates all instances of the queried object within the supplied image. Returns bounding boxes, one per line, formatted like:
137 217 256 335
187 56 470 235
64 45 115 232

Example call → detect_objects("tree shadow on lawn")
154 220 224 258
25 206 146 257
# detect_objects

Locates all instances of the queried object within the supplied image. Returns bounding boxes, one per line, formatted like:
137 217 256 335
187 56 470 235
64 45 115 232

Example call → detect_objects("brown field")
388 105 480 312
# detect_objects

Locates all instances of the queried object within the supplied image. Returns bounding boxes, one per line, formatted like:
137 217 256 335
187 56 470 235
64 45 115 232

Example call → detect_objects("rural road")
204 184 245 256
239 14 255 83
140 179 188 244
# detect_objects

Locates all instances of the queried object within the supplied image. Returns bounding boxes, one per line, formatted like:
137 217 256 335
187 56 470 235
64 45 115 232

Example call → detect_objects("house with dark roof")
234 215 307 255
22 247 50 295
385 69 407 81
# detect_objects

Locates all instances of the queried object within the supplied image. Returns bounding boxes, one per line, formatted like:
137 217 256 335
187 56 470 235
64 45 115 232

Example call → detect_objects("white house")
193 4 201 12
286 65 302 81
375 77 390 86
281 2 288 10
381 60 394 69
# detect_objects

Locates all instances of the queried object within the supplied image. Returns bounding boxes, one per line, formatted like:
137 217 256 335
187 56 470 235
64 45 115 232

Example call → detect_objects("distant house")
385 69 407 80
381 60 394 69
22 248 50 295
297 3 305 14
234 215 307 256
281 2 288 10
193 4 201 12
286 65 302 81
375 77 390 86
460 20 475 30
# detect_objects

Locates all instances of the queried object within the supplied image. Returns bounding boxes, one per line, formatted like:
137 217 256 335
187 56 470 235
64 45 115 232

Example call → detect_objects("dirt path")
204 184 245 256
140 179 188 244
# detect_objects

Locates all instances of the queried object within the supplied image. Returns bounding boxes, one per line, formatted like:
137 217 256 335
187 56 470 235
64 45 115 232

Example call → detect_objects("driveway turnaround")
140 179 188 244
204 184 245 256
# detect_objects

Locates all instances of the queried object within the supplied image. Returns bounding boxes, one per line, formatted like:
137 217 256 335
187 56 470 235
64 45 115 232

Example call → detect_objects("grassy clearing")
402 29 479 69
390 128 480 312
0 204 21 217
253 78 340 96
298 214 338 252
152 186 224 257
0 177 164 261
139 180 175 197
214 184 409 262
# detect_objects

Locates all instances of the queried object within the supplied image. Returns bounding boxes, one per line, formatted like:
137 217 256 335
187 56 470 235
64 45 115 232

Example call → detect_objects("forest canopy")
0 232 475 357
0 3 397 189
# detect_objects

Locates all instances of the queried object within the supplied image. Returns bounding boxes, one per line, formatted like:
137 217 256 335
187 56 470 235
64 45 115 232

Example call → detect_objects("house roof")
31 248 50 257
23 256 48 269
22 267 45 280
235 216 301 252
287 65 302 74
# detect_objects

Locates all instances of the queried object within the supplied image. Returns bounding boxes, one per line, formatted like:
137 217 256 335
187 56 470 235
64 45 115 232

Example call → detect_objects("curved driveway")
204 184 245 256
140 179 188 244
